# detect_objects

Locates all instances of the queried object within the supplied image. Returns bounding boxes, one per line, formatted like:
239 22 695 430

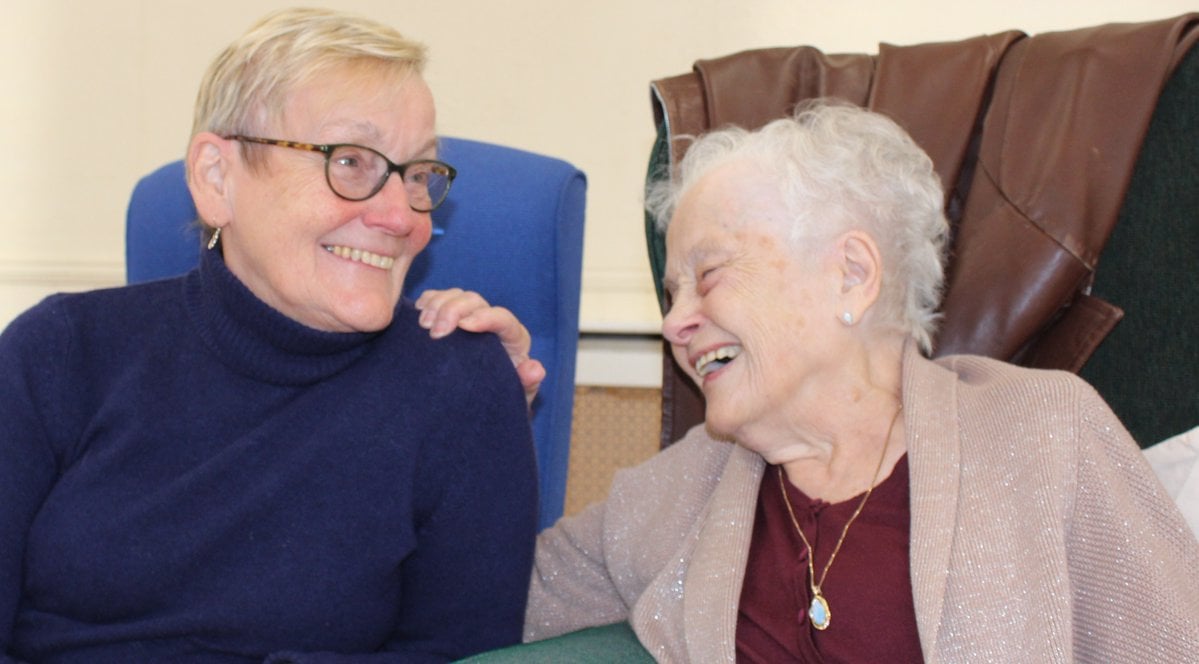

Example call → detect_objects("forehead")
665 164 786 269
278 63 435 145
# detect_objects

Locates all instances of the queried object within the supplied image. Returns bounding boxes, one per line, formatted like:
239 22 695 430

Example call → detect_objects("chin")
352 317 393 333
701 408 739 441
347 309 395 332
328 298 397 333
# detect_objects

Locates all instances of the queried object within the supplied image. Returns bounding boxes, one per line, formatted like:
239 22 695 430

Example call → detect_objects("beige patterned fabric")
526 343 1199 663
564 386 661 517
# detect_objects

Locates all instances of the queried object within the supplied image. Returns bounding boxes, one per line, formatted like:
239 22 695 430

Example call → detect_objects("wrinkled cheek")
743 355 773 397
746 320 796 390
412 218 435 253
392 221 434 298
671 346 700 387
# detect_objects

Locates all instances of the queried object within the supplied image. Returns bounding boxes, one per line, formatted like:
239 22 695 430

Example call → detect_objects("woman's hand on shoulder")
415 288 545 407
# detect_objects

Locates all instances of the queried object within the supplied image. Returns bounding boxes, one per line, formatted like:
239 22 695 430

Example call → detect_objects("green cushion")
1079 43 1199 447
645 122 670 314
455 622 654 663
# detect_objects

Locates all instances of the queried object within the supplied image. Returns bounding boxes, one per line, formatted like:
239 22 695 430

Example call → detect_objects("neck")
768 336 908 502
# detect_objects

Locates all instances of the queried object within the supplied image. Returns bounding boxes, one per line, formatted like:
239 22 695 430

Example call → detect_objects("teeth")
324 245 395 270
695 345 742 377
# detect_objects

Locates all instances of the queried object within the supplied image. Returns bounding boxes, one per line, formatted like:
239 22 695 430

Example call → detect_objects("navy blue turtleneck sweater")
0 249 538 663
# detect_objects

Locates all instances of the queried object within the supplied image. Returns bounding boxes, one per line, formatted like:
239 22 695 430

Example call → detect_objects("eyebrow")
420 137 439 158
320 120 382 142
662 237 731 289
685 241 726 269
319 122 438 157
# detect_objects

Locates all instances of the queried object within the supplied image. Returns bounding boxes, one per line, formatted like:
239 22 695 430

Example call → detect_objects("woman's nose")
661 294 699 347
363 174 429 236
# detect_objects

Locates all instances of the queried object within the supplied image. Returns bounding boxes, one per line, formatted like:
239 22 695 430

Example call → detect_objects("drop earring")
207 227 221 250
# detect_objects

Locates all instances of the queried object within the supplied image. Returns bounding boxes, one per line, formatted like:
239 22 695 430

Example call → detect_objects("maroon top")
736 456 923 663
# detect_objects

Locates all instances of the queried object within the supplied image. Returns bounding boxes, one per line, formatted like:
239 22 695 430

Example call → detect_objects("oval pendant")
809 594 831 631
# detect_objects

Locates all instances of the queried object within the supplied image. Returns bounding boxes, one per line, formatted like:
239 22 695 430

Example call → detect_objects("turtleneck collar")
184 247 384 386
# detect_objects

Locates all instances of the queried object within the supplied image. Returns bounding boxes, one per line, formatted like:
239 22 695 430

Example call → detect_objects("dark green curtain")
1081 44 1199 448
644 123 670 314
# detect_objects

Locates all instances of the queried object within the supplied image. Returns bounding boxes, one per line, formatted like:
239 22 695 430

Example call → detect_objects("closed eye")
698 265 721 293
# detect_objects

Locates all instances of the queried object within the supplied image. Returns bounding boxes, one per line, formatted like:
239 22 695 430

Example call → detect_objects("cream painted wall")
1 1 1194 344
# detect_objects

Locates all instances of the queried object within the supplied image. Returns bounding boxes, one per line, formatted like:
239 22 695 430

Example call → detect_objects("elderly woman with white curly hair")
516 101 1199 662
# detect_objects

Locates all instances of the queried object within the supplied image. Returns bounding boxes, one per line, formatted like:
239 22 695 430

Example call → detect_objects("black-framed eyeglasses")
224 135 457 212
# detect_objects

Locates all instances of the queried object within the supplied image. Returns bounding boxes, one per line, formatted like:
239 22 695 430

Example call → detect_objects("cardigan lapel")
903 343 964 662
682 441 765 662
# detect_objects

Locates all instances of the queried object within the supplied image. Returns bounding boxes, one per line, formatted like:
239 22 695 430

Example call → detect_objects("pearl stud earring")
841 311 854 325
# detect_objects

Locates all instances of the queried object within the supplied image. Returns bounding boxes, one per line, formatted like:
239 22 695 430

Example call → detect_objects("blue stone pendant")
809 593 831 630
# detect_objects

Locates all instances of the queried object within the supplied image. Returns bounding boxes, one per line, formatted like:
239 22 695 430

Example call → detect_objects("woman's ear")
836 230 883 320
187 132 235 229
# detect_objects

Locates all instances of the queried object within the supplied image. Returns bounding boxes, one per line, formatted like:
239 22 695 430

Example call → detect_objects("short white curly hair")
646 100 950 353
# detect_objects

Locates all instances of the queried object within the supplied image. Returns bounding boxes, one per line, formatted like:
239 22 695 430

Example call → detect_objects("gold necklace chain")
777 403 902 631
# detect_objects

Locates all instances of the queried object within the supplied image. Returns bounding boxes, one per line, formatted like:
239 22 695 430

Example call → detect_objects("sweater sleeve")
524 500 630 642
1066 383 1199 660
267 333 539 663
0 301 67 663
523 426 736 643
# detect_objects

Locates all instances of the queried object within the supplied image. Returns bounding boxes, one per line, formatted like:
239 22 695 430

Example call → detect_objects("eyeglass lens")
327 145 451 211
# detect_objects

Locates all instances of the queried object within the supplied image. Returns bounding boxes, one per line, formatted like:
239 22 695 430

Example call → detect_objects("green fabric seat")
455 622 653 663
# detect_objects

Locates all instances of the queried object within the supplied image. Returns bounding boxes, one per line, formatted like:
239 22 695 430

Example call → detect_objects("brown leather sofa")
645 14 1199 449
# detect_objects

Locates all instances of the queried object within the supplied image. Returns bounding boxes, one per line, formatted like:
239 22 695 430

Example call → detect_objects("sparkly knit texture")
0 249 539 662
526 343 1199 662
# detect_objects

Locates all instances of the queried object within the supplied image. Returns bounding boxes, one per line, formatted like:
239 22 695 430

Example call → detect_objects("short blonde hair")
192 7 427 142
647 100 950 354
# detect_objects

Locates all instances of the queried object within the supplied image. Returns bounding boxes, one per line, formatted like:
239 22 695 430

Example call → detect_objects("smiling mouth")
695 345 742 377
323 244 396 270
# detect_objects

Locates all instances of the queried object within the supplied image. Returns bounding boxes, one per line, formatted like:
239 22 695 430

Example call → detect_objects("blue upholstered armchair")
125 136 587 530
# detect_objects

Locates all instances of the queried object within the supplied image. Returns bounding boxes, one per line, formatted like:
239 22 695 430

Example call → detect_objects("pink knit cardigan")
526 344 1199 662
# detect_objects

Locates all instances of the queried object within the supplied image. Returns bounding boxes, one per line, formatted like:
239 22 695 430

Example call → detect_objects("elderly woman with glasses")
0 8 544 663
499 102 1199 662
